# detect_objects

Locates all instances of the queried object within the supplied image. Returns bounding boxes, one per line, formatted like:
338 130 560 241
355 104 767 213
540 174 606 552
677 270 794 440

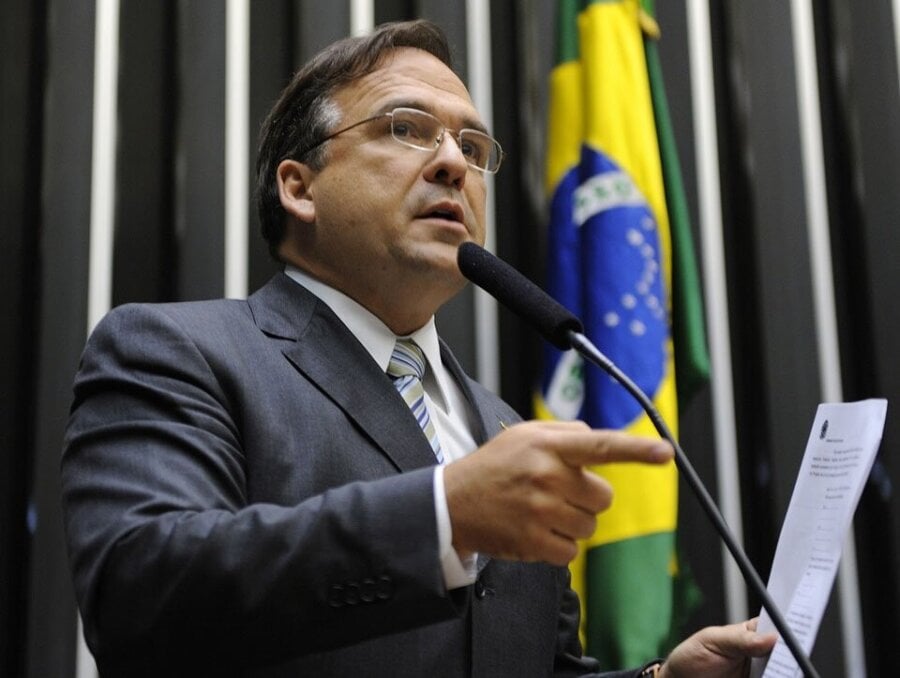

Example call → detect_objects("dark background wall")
2 1 898 676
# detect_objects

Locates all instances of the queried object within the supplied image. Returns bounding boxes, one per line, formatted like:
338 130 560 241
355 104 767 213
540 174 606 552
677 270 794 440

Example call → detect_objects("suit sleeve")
61 304 468 674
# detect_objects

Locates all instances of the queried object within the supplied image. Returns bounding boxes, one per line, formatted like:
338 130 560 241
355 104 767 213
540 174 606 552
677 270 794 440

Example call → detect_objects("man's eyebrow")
376 99 490 135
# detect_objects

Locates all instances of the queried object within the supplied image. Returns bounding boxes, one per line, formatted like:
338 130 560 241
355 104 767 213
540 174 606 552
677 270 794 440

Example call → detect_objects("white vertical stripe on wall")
350 0 374 37
225 0 249 299
86 0 120 335
466 0 499 392
894 0 900 90
81 0 119 673
685 0 747 623
790 1 865 675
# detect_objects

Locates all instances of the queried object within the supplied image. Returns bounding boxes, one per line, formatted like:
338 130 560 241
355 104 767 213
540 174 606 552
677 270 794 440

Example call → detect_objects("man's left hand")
658 618 777 678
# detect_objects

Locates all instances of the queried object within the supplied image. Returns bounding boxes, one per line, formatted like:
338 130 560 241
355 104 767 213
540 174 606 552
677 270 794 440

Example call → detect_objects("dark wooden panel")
174 0 226 300
248 1 294 294
296 0 349 62
27 1 96 675
426 0 476 379
375 0 414 26
114 0 176 305
816 0 900 672
718 2 841 674
418 0 468 79
0 0 45 674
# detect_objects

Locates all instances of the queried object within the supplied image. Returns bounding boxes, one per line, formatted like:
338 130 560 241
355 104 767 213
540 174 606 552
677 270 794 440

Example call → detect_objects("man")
61 19 774 677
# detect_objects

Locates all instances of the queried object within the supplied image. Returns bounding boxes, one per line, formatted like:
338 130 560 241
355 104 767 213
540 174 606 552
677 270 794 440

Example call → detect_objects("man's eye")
461 140 483 162
393 121 424 140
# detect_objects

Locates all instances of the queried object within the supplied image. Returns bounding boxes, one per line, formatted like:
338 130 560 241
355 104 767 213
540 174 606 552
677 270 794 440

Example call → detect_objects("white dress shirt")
284 267 479 589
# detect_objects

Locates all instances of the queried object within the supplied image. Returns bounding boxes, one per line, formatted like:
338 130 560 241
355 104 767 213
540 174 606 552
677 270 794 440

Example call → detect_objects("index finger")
551 429 673 467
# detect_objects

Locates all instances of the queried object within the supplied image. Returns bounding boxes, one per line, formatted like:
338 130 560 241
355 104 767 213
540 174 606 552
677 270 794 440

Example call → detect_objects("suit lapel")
438 341 508 445
248 274 440 473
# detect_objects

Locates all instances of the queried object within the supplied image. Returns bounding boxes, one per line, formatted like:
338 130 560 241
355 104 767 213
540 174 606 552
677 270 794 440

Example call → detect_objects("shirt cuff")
433 466 478 589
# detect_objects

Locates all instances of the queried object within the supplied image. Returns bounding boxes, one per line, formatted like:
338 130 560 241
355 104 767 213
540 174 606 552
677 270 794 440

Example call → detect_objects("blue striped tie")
387 339 444 463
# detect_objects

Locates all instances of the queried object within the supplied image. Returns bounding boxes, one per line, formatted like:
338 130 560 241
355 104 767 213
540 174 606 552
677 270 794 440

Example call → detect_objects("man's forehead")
334 48 478 120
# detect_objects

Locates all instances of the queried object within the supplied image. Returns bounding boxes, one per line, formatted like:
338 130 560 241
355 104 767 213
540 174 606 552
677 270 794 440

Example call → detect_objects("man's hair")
255 19 453 258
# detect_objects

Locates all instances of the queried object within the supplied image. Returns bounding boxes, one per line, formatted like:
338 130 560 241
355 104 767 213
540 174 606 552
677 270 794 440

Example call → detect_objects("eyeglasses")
297 107 504 174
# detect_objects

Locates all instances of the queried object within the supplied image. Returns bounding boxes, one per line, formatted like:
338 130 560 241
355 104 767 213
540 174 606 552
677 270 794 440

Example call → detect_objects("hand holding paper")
752 399 887 678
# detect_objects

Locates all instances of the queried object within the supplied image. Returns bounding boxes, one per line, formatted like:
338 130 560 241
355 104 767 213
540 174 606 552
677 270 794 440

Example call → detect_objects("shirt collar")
284 266 451 410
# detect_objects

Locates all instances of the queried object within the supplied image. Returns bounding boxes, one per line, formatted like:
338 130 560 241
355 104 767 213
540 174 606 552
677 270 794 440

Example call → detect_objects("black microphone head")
457 242 582 350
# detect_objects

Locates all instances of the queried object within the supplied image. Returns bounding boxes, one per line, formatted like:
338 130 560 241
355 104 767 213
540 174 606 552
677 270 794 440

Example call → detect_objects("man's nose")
422 133 469 190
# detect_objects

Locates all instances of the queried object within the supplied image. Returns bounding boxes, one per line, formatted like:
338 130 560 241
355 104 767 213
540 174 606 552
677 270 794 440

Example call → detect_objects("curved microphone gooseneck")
457 242 819 678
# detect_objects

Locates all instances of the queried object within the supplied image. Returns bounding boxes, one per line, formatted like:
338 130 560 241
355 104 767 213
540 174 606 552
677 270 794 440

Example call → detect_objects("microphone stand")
567 330 820 678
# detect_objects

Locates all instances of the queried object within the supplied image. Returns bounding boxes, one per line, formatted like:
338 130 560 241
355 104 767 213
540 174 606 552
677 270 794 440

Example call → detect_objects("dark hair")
255 20 453 258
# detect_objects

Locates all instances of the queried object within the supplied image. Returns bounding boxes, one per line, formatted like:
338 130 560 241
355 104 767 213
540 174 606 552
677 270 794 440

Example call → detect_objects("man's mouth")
420 201 465 224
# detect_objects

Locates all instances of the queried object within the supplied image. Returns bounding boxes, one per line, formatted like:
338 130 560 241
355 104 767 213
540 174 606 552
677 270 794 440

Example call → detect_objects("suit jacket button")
327 585 344 608
474 580 486 599
344 582 360 605
360 577 376 603
376 575 393 600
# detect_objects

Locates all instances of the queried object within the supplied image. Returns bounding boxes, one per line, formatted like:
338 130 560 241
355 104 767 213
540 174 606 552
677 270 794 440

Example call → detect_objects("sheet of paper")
750 399 887 678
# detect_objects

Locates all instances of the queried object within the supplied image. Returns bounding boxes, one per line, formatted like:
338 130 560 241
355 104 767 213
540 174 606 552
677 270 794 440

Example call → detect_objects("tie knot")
387 339 426 381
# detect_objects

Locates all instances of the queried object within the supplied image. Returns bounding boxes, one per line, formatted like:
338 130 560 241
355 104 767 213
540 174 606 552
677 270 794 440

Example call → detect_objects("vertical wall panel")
719 1 842 673
174 1 226 300
419 0 467 77
656 0 730 631
420 0 478 377
248 1 293 293
225 0 250 299
818 0 900 672
792 0 865 671
113 0 175 305
0 0 45 675
375 0 413 26
27 1 97 675
487 0 545 416
467 0 500 391
296 0 349 62
731 0 821 511
708 0 780 587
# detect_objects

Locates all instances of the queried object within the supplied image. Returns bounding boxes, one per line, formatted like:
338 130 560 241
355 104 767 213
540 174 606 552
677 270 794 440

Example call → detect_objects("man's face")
279 47 489 331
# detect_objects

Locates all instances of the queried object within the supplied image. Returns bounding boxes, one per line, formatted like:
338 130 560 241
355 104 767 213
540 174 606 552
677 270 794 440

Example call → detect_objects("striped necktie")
387 339 444 463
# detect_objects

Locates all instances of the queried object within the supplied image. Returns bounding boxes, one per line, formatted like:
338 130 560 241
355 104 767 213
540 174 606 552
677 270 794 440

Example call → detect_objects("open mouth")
427 209 458 220
421 202 464 224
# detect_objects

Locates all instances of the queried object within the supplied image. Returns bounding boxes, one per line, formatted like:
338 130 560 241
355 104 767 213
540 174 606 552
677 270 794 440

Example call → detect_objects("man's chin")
412 253 467 295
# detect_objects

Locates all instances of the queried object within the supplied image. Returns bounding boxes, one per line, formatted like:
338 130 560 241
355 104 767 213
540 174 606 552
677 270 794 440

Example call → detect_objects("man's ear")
276 159 317 224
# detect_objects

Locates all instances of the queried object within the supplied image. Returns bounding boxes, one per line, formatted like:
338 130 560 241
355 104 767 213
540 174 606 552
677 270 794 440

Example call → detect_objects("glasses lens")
459 130 502 173
388 108 503 174
390 109 441 151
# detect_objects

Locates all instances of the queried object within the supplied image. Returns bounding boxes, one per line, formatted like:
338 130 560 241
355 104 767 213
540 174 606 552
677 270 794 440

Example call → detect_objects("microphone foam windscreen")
457 242 582 350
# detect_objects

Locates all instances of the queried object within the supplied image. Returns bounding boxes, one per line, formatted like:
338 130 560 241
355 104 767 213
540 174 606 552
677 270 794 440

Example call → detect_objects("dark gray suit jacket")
61 273 643 677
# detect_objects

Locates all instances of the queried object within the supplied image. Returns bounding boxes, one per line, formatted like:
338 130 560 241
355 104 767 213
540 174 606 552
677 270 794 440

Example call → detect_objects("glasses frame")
295 107 504 174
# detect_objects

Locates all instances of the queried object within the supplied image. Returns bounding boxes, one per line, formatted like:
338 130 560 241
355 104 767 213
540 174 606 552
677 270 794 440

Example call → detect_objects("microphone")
457 242 819 678
457 241 582 350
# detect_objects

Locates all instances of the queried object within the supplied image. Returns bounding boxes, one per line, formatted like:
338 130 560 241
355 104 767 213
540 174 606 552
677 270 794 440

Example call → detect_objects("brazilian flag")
536 0 708 668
